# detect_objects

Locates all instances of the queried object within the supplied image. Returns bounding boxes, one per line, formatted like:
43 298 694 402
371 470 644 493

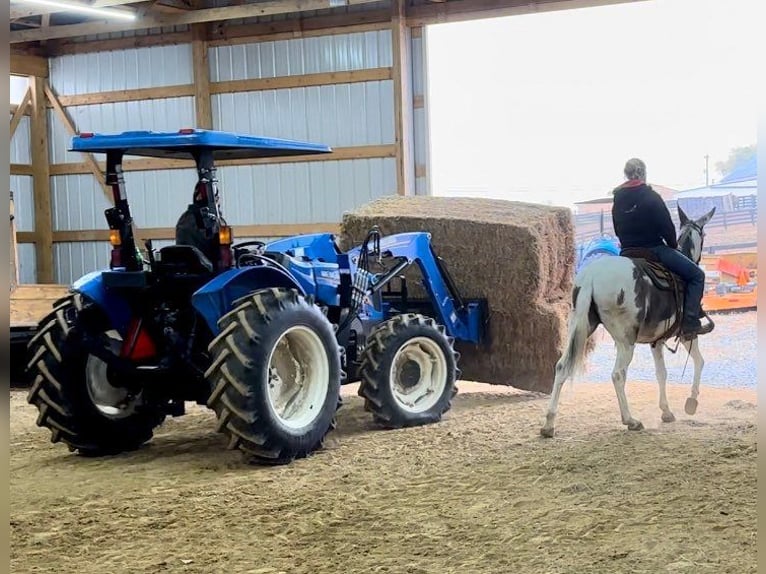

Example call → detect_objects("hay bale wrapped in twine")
340 195 577 394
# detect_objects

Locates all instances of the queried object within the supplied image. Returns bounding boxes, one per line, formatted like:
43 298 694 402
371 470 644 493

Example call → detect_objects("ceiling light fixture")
13 0 137 21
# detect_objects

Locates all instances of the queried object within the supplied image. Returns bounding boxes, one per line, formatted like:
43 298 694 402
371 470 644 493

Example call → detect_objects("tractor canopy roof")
69 128 332 160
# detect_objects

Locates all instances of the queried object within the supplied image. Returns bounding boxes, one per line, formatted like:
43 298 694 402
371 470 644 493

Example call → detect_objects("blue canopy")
69 129 332 160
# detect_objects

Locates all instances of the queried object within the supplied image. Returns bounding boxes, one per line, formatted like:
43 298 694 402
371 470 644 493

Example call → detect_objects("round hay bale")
340 195 576 394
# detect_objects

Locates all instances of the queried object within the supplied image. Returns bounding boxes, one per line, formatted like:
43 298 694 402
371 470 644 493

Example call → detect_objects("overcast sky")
426 0 762 208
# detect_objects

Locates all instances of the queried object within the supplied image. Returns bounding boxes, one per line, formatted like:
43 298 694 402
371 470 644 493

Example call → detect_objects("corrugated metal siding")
217 158 396 224
48 97 195 163
10 115 31 165
49 44 193 94
411 32 429 196
11 175 35 232
51 169 198 230
210 30 392 81
10 75 29 104
212 80 394 146
54 241 111 284
17 244 37 284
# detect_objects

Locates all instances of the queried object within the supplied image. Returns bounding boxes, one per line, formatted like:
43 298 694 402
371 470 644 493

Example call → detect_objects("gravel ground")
581 310 757 390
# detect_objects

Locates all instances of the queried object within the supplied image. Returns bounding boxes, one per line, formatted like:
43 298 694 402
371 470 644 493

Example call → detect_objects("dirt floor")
10 377 757 574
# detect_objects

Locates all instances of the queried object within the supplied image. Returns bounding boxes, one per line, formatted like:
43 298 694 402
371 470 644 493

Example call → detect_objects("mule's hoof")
685 397 698 415
540 427 555 438
661 412 676 423
627 420 644 431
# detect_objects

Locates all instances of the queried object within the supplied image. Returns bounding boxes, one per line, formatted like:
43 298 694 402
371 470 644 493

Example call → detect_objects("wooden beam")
49 145 397 175
56 84 195 107
47 14 390 56
10 87 31 139
46 68 393 107
405 0 650 27
11 0 146 18
391 0 415 196
10 54 48 77
10 0 382 43
11 193 19 291
11 164 35 176
208 12 391 46
10 103 31 116
191 24 213 129
210 68 393 95
17 231 38 244
51 222 342 243
50 31 193 56
30 77 54 284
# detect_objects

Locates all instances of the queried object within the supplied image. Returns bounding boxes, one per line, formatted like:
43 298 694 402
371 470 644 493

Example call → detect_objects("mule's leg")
611 342 643 430
651 343 675 423
682 337 705 415
540 359 568 438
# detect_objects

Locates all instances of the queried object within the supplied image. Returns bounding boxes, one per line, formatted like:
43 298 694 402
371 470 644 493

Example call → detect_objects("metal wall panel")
51 169 198 231
411 32 430 196
10 75 29 105
17 243 37 284
11 175 35 232
212 80 394 146
54 241 112 285
10 115 31 165
48 97 196 164
49 44 193 95
210 30 392 81
217 158 397 225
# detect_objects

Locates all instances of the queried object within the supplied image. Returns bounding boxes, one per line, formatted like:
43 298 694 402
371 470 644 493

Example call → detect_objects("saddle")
619 247 685 342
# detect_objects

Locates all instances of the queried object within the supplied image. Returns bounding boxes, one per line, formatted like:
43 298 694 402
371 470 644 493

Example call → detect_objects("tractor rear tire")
25 294 166 456
357 313 459 429
205 287 343 465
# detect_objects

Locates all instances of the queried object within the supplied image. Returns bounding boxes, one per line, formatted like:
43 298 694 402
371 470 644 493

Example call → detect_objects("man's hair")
624 158 646 181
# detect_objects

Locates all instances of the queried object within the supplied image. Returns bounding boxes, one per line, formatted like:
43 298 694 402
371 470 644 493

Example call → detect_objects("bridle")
678 221 705 263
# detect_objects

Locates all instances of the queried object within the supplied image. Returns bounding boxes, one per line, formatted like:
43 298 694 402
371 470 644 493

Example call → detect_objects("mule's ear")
677 204 690 227
696 206 716 227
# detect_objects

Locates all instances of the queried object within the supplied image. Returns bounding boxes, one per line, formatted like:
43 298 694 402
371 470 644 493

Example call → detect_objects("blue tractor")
25 129 488 465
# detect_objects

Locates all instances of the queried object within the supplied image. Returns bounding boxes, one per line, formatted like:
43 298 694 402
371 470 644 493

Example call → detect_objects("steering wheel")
232 240 267 267
233 240 267 253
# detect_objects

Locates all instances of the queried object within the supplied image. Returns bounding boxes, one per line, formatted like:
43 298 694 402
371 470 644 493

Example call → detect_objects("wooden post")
30 76 54 284
10 191 19 292
192 24 213 129
391 0 414 196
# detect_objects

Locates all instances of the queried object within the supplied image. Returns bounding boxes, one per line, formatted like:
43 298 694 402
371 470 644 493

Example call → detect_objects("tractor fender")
191 266 307 335
71 270 134 336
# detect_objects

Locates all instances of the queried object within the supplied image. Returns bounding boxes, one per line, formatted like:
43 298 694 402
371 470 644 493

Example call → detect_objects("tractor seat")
620 247 683 292
157 245 214 276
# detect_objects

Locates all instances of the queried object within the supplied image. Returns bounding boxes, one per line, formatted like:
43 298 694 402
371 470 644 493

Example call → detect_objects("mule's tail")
557 274 598 381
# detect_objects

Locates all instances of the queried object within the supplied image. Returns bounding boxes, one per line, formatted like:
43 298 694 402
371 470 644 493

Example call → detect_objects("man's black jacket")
611 181 678 249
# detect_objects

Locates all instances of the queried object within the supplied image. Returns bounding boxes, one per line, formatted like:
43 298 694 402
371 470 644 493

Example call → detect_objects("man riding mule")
539 158 716 438
612 158 713 339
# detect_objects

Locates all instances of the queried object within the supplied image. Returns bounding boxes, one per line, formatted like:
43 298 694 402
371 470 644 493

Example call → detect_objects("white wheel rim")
266 325 330 430
389 336 448 414
85 330 142 419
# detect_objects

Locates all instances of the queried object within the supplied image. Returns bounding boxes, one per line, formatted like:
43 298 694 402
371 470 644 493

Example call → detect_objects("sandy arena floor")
10 377 757 574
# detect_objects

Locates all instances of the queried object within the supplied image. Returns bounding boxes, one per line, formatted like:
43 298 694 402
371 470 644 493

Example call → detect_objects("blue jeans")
649 245 706 325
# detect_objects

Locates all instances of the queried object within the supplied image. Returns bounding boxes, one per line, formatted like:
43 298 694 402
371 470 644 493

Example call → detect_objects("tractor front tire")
205 287 343 465
358 314 459 429
25 294 166 456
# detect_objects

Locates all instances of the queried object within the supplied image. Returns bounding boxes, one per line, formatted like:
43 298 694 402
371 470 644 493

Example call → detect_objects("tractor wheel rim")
266 325 330 430
85 331 141 419
389 336 448 414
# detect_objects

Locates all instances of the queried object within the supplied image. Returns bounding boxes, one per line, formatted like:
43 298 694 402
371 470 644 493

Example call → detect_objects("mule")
541 205 716 437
